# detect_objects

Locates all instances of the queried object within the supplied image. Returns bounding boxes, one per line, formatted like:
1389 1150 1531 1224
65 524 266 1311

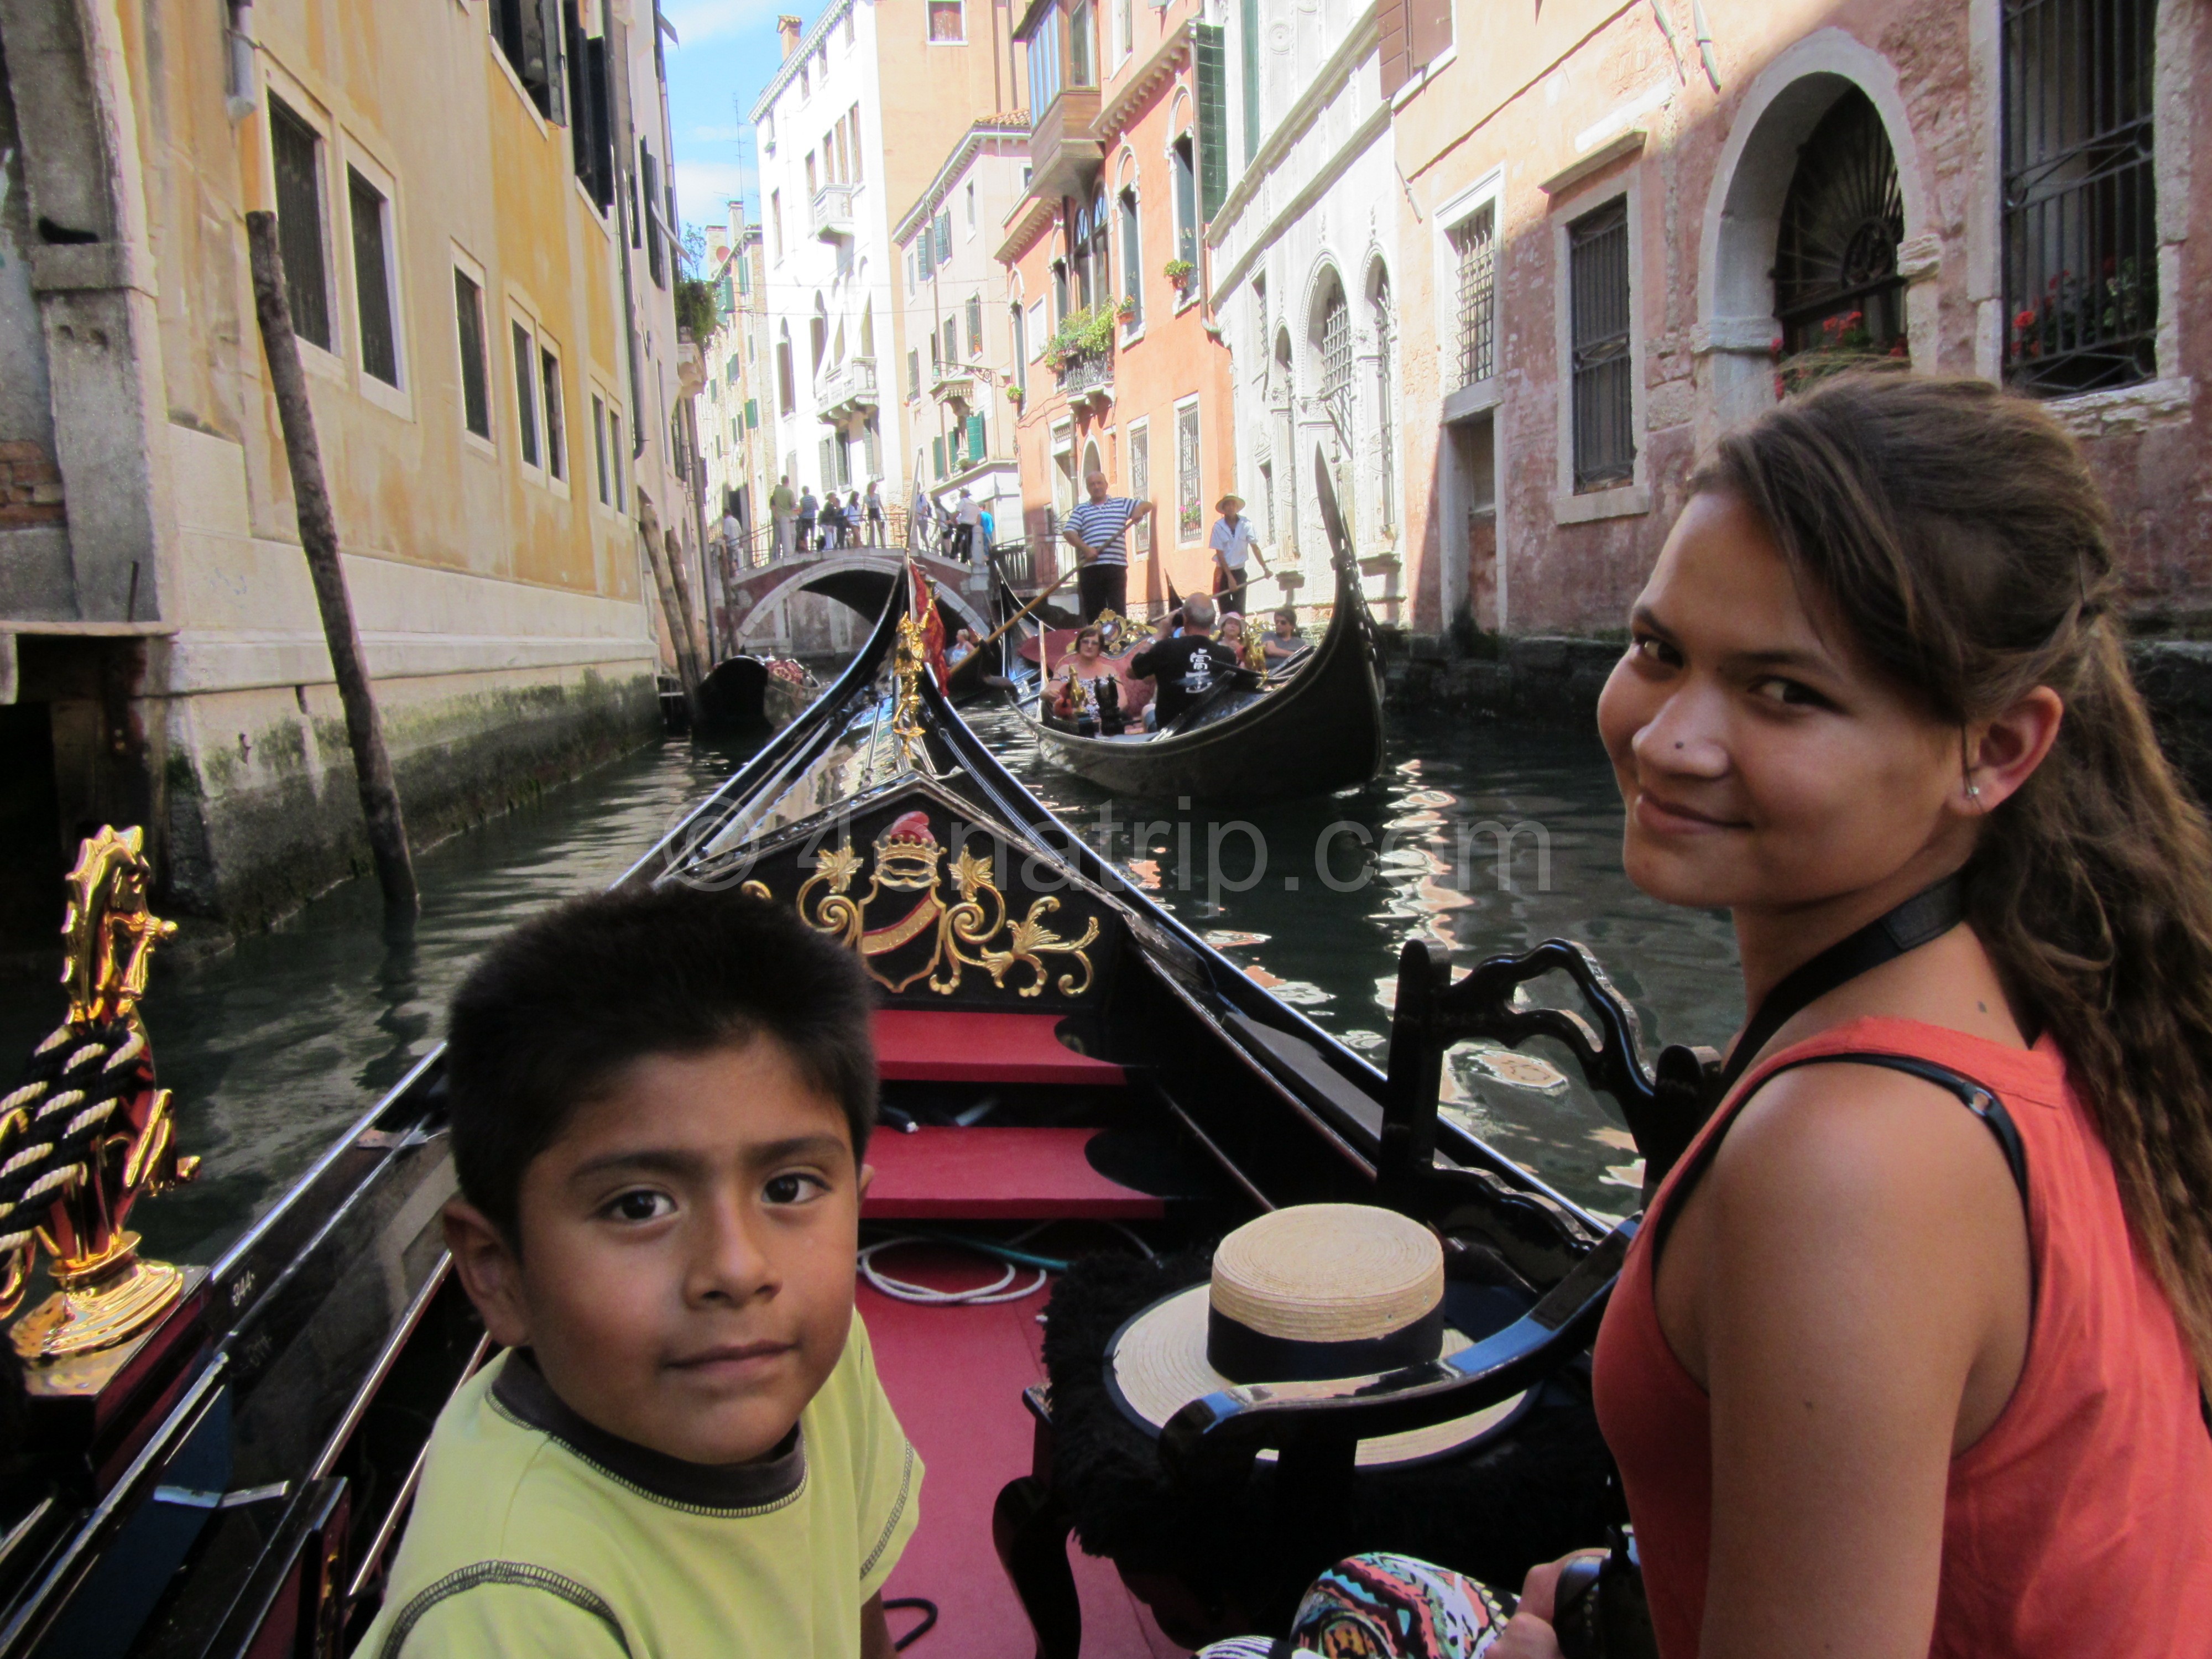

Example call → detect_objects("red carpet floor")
863 1255 1187 1658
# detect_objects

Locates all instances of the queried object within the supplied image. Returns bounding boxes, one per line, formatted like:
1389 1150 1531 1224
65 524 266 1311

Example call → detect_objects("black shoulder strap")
1717 877 1967 1100
1655 1049 2029 1260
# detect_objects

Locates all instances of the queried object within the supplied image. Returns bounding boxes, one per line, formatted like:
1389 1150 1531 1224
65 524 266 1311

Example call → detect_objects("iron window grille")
269 97 331 351
455 272 491 437
540 347 565 479
1450 204 1496 388
1774 90 1907 363
2002 0 2159 395
1317 284 1352 416
1568 197 1635 492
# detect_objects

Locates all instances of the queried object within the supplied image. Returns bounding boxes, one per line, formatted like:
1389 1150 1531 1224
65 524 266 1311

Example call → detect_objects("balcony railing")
811 182 855 240
817 356 878 423
930 366 978 406
1054 344 1113 399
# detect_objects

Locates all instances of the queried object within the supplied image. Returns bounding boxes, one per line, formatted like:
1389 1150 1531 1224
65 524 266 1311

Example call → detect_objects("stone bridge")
722 547 993 644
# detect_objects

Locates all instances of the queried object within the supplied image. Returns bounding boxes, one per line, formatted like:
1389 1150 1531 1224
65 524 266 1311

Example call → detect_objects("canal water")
0 703 1743 1265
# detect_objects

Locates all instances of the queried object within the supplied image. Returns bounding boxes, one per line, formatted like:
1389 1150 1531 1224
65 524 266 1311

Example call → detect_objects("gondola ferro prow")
1381 937 1719 1215
1 826 196 1360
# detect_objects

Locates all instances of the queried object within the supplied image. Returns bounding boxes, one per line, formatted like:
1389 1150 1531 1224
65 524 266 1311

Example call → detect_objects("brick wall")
0 441 64 527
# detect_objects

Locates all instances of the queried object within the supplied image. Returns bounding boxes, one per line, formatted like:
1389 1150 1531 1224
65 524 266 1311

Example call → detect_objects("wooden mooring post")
245 211 419 924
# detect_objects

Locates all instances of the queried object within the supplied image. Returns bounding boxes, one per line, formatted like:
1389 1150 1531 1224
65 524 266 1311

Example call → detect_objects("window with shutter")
1119 189 1143 325
455 272 492 438
909 349 921 397
269 97 332 351
513 321 541 468
966 295 983 357
348 169 399 385
1568 198 1635 491
1240 0 1261 164
1194 25 1228 222
967 411 985 462
592 394 609 502
1172 136 1198 267
1406 0 1451 82
540 346 566 479
933 435 946 478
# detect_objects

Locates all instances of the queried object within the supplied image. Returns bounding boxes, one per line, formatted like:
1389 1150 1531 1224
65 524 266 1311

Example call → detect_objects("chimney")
778 14 803 58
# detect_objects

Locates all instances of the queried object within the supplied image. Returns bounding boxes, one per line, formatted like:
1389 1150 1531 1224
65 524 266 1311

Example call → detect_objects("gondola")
1008 460 1385 806
696 654 821 733
0 568 1701 1658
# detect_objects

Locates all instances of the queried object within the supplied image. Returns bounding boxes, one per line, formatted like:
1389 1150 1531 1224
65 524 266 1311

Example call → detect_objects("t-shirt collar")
494 1350 807 1512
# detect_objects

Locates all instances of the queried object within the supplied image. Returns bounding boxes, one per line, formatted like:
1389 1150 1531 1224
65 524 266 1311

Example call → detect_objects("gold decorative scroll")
744 811 1097 998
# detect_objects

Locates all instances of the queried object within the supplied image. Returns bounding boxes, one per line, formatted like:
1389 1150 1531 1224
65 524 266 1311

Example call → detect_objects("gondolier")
1062 469 1154 623
1209 494 1267 618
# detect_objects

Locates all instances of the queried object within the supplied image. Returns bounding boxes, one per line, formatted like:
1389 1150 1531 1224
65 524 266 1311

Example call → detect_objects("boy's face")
446 1038 868 1466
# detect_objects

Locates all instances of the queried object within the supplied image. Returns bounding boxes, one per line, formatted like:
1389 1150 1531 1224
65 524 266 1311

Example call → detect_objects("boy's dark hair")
444 885 877 1244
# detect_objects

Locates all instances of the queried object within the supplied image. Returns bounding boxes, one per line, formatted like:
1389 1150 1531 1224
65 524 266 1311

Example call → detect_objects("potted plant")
1163 258 1196 292
1117 294 1139 321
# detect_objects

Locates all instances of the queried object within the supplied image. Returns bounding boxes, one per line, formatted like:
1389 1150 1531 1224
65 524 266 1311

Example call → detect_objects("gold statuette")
3 827 194 1360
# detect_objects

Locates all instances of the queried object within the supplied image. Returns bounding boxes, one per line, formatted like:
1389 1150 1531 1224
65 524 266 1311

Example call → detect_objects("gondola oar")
973 559 1083 652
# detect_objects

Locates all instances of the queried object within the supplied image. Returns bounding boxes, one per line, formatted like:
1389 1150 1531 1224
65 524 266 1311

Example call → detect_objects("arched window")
1775 90 1907 365
1311 274 1350 429
810 296 828 373
1119 186 1143 325
1088 187 1112 315
777 324 795 414
1369 265 1396 533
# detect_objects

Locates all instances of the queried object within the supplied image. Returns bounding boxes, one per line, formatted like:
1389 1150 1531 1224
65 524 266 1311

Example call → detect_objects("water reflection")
0 701 1745 1264
966 703 1744 1215
0 737 756 1264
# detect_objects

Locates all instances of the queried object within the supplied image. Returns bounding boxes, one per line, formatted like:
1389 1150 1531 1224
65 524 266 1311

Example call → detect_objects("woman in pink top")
1487 374 2212 1656
1198 373 2212 1659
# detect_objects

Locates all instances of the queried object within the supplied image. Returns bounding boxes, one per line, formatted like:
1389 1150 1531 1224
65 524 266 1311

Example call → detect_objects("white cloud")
692 123 750 142
664 0 782 45
674 159 751 217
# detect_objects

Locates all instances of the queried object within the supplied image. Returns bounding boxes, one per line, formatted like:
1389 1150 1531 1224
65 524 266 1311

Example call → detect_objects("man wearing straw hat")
1209 493 1269 620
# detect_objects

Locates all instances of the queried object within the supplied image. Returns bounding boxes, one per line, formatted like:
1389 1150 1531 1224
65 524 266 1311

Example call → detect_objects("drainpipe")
225 3 258 121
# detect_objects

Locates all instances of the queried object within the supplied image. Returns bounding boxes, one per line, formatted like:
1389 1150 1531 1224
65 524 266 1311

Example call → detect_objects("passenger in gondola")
946 627 979 670
1046 660 1097 734
1130 593 1234 727
1217 612 1266 674
1055 623 1126 735
1261 607 1303 666
1197 375 2212 1659
361 888 921 1658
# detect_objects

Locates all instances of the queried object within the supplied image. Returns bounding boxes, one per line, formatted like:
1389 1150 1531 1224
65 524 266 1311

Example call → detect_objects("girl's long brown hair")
1698 372 2212 1379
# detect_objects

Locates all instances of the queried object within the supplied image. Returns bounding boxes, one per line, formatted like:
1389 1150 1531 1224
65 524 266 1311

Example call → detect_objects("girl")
1055 624 1127 734
1205 374 2212 1659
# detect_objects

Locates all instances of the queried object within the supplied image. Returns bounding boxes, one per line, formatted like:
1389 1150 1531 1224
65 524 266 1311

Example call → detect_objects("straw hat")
1216 493 1245 512
1105 1204 1525 1468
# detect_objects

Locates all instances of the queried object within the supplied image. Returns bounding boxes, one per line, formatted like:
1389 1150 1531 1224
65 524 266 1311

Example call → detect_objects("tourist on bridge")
1062 469 1153 623
1208 493 1267 619
796 486 818 554
820 491 848 550
909 477 931 552
769 474 796 560
979 501 995 554
954 489 982 563
865 480 885 546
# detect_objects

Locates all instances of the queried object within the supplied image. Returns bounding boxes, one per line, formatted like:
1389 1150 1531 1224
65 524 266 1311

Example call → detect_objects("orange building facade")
999 0 1236 614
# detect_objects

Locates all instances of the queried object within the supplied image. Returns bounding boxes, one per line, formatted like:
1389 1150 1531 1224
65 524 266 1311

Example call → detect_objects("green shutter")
920 225 933 268
967 411 985 462
745 397 758 429
1240 0 1261 164
1194 24 1228 223
933 435 946 478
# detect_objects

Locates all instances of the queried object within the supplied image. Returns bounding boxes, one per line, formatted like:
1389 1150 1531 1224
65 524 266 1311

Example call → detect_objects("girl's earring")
1966 781 1983 800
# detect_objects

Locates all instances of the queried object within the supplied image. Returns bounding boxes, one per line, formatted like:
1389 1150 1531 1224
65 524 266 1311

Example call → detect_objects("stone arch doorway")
1698 32 1931 425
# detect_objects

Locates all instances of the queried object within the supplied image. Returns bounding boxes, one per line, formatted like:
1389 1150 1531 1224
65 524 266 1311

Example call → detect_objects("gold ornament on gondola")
744 810 1098 998
2 827 194 1360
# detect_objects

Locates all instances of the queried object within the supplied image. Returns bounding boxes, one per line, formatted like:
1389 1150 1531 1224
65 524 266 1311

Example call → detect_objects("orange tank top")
1591 1015 2212 1658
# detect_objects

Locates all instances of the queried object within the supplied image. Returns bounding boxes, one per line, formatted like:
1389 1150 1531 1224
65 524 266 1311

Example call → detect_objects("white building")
1206 0 1406 619
748 0 1024 538
892 117 1029 546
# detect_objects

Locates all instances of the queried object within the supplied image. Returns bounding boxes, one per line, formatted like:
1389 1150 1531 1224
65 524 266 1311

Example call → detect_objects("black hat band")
1206 1301 1445 1385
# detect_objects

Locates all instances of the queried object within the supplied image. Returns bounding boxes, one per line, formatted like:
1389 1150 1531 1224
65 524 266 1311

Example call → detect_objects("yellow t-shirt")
357 1311 921 1657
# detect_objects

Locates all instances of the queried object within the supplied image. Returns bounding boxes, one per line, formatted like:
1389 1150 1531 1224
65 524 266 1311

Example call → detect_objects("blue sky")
661 0 790 239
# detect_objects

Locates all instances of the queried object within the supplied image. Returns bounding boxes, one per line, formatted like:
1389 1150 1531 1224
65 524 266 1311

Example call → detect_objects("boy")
358 887 918 1657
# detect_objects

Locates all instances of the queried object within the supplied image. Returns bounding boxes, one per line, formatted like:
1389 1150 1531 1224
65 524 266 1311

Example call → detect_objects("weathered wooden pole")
637 495 703 723
244 212 419 922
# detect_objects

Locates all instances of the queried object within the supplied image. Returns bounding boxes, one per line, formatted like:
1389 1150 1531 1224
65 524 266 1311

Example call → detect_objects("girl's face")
1222 619 1244 644
1596 491 1969 917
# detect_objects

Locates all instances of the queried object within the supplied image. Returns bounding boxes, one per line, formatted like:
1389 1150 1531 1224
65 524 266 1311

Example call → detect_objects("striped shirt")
1063 497 1139 567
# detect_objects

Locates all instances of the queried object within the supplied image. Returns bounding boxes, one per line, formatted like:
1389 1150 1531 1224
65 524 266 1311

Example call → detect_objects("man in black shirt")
1129 594 1237 727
